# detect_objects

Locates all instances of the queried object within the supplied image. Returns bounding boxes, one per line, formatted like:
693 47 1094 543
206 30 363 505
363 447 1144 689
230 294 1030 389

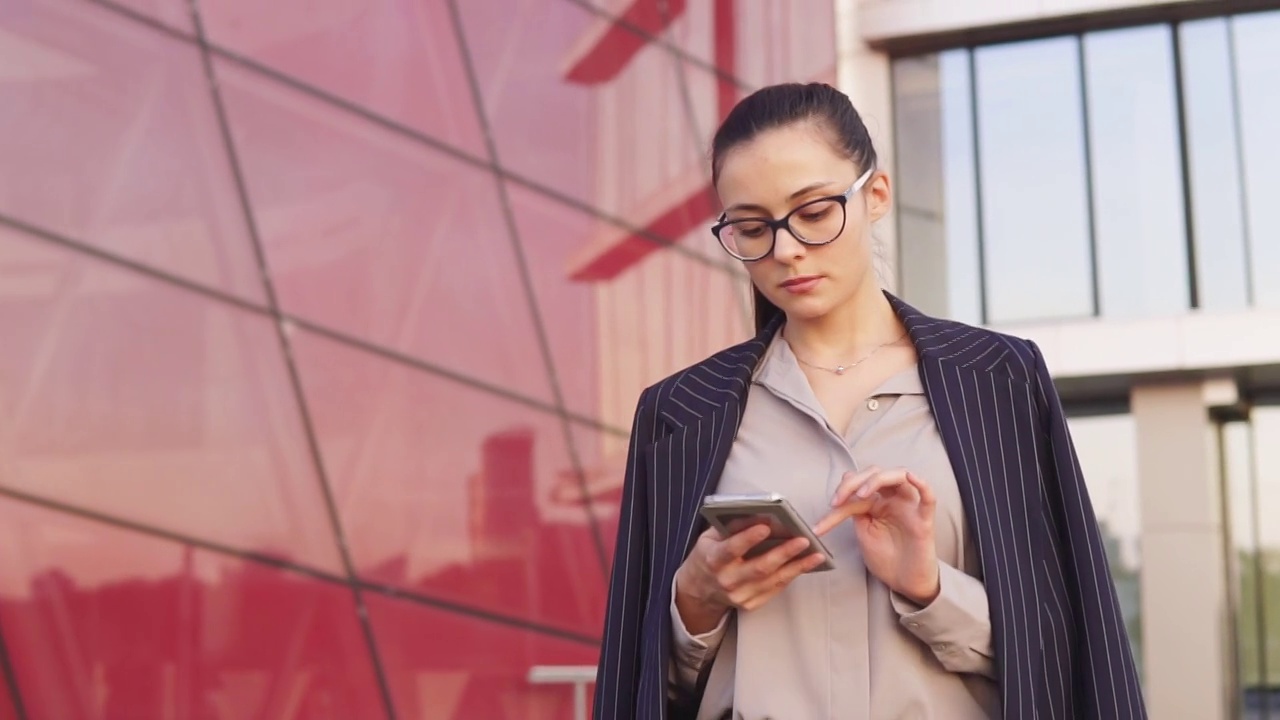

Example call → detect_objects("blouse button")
867 398 880 411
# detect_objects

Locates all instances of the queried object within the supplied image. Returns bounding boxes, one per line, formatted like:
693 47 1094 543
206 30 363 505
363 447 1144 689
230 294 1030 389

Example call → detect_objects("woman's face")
714 122 891 325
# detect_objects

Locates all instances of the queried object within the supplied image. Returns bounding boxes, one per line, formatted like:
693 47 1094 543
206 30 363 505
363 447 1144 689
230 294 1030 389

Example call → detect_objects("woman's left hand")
813 466 940 606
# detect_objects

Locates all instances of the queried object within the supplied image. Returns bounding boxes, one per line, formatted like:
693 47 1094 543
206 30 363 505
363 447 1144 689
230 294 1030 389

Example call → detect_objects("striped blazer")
593 294 1146 720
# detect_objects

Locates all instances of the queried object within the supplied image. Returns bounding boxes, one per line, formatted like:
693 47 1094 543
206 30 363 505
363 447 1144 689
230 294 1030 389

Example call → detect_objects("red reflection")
0 0 265 303
293 330 611 637
201 0 485 156
452 0 597 207
218 61 556 404
0 675 16 720
366 593 597 720
0 228 344 574
0 500 385 720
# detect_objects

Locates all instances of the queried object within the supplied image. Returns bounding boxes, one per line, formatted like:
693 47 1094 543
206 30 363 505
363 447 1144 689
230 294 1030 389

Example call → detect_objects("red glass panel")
455 0 719 233
0 498 384 720
366 593 598 720
657 1 838 89
292 330 608 636
201 0 484 156
218 62 555 404
566 424 625 575
0 0 266 304
452 0 594 202
0 227 343 573
504 185 601 421
111 0 193 33
0 674 16 720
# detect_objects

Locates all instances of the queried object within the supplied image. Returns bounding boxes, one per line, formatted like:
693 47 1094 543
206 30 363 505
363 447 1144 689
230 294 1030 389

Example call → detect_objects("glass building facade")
0 0 836 716
892 9 1280 326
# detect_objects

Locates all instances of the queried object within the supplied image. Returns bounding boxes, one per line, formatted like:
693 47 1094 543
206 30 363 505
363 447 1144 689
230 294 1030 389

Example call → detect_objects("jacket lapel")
647 322 779 569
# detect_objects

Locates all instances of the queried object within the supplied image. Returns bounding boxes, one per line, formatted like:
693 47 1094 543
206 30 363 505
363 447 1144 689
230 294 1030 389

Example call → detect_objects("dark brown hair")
711 83 879 335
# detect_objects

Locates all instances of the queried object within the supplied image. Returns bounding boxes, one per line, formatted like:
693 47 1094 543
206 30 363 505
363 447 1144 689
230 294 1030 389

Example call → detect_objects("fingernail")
856 486 870 499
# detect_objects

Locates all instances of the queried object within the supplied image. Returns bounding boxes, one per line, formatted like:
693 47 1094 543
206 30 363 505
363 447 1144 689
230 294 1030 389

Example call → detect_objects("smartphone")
698 492 835 572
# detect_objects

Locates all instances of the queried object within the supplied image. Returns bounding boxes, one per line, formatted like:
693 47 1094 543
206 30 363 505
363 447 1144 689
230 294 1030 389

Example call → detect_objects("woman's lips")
780 275 822 294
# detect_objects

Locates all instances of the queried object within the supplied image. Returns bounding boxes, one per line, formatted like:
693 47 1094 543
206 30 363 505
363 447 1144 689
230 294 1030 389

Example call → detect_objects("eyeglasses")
711 168 874 262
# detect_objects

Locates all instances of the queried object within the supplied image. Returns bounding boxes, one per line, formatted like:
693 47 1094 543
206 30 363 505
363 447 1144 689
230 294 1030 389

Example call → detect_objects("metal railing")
527 665 597 720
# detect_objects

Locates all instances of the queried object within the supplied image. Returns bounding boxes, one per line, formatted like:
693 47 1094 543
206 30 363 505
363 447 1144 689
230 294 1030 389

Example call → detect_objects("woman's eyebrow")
723 180 837 213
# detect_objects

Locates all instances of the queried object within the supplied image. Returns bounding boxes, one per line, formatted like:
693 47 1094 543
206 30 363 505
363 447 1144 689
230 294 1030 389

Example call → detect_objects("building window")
892 9 1280 325
973 37 1094 323
1082 25 1190 318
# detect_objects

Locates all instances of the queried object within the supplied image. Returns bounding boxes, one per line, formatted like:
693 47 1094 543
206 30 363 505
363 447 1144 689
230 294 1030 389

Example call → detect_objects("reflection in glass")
1225 406 1280 717
292 329 609 637
0 0 266 304
1179 19 1252 311
1232 11 1280 309
974 38 1095 323
200 0 487 156
0 226 344 574
892 50 983 325
1083 26 1190 317
0 499 386 718
218 61 557 405
366 593 597 718
1066 413 1144 678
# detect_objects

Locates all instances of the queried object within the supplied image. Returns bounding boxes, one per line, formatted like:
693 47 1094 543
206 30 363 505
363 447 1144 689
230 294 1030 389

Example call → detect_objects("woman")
593 82 1144 720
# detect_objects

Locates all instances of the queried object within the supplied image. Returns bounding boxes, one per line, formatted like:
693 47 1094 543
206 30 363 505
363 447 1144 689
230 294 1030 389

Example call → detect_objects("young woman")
593 83 1145 720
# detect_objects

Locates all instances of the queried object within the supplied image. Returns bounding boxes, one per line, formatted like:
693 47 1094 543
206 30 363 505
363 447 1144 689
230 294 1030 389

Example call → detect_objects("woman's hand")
674 523 828 634
814 466 941 605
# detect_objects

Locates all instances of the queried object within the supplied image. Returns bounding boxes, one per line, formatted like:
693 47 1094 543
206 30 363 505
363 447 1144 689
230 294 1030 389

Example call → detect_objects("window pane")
293 329 608 637
0 0 266 305
975 37 1095 323
1232 11 1280 309
1066 413 1144 679
201 0 486 156
366 593 597 718
1083 26 1190 317
0 226 344 574
1252 406 1280 703
218 61 557 405
0 499 386 718
1221 420 1266 715
1179 19 1252 311
892 50 983 325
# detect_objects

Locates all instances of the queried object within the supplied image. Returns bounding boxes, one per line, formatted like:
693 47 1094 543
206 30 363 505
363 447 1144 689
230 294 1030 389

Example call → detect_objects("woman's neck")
782 282 904 363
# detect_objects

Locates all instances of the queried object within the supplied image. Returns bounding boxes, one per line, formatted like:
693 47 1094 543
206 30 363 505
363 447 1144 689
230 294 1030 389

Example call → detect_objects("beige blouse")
669 333 1000 719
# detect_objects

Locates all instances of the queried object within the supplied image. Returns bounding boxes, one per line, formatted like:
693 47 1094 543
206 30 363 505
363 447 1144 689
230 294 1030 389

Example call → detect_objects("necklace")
792 329 908 376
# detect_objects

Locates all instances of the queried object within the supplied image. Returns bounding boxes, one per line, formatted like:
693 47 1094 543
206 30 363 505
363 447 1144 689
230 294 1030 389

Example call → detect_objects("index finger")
812 503 863 535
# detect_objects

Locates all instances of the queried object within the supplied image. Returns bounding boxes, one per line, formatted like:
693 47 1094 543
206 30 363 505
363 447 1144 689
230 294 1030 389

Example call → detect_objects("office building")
0 0 1275 717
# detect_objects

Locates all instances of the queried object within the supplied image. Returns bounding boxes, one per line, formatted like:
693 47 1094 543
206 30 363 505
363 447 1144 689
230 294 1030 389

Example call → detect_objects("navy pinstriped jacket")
592 294 1146 720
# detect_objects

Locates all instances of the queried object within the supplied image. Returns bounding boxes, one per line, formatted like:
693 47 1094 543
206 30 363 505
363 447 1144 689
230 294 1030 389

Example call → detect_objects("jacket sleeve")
1029 341 1148 719
593 388 658 719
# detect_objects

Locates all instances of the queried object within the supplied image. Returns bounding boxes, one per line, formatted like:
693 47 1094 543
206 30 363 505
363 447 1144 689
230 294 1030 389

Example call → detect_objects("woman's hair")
710 82 879 335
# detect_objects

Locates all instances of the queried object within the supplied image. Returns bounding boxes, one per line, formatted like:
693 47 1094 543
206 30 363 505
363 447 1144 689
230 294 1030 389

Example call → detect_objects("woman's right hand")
673 523 828 634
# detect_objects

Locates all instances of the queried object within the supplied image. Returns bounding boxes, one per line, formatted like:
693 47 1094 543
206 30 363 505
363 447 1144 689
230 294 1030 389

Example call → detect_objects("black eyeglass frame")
710 167 875 262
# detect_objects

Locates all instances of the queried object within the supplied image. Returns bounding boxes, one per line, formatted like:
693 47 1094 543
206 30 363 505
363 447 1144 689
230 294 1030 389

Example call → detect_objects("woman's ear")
866 170 893 223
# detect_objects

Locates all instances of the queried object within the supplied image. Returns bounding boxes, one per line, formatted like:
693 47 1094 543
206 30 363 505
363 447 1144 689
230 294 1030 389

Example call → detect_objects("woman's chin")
771 295 834 323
